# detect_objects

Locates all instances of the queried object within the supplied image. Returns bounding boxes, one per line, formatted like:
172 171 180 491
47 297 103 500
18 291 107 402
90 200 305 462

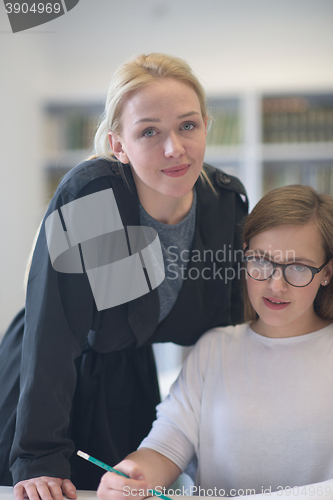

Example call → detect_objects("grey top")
139 189 197 323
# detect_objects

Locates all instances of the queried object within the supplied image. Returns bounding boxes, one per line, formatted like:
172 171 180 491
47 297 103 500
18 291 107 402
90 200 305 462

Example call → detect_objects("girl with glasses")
97 184 333 500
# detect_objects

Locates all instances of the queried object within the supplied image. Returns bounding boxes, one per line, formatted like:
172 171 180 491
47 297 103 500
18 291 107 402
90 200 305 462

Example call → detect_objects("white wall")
0 0 333 333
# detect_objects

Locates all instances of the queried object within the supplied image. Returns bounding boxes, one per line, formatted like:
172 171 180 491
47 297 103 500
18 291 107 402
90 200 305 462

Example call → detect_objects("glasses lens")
285 264 313 286
246 258 273 280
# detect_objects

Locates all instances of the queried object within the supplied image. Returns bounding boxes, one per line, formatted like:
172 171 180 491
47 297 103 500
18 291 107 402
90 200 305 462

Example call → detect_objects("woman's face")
108 78 207 205
246 222 333 338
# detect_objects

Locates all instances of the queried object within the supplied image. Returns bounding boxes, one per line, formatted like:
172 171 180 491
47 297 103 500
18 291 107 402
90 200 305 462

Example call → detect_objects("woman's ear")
322 259 333 286
108 132 129 164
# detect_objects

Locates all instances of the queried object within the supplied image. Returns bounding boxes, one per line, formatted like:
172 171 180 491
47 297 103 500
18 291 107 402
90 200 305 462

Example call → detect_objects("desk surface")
2 479 333 500
0 487 98 499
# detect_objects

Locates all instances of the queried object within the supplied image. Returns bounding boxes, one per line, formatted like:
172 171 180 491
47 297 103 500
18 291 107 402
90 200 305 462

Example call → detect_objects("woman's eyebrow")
134 111 200 125
134 117 160 124
177 111 200 119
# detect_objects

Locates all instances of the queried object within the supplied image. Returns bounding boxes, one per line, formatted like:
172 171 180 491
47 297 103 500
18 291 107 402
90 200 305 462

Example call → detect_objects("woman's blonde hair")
93 53 213 190
243 185 333 321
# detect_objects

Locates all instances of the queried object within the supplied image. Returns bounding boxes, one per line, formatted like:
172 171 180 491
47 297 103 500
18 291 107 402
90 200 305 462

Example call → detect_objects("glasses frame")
244 254 330 288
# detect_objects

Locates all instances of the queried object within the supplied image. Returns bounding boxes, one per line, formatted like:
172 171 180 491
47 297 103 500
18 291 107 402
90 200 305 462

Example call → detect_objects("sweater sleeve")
10 186 95 483
139 332 212 472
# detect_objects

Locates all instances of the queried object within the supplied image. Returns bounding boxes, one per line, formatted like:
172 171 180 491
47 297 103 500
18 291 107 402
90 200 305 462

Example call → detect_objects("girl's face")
246 222 333 338
108 78 207 207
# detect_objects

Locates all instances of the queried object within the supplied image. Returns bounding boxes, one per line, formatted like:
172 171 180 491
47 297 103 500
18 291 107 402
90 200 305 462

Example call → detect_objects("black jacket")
0 158 247 489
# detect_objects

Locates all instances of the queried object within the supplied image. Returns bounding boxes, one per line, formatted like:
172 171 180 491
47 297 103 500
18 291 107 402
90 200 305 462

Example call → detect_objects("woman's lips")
161 164 190 177
263 297 290 310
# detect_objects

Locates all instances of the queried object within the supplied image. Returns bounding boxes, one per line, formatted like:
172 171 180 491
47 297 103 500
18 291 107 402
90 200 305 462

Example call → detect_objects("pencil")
77 450 173 500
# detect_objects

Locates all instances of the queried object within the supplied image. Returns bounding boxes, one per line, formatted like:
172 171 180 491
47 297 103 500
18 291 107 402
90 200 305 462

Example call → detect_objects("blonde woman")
97 185 333 500
0 53 247 500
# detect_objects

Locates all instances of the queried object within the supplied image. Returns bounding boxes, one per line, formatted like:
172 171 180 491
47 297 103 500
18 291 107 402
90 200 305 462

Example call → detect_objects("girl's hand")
97 460 153 500
13 476 77 500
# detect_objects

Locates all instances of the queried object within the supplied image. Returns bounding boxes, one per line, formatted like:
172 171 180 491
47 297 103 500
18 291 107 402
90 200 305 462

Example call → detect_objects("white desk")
2 479 333 500
0 487 97 499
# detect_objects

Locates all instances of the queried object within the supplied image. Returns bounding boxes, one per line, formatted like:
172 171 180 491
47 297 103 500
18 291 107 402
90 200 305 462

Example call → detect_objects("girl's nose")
268 268 288 292
164 132 185 158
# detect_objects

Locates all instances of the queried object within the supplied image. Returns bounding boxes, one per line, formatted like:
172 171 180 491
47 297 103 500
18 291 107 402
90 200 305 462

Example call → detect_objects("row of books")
263 161 333 195
45 113 100 152
262 96 333 144
44 95 333 153
206 110 241 146
46 108 241 151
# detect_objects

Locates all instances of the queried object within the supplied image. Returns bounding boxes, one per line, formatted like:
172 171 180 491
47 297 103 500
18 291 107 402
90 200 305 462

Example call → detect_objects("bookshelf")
204 96 243 180
260 93 333 198
43 91 333 207
262 94 333 144
43 101 103 196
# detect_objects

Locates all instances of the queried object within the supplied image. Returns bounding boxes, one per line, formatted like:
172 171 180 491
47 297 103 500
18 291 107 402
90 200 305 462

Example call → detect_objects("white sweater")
140 323 333 495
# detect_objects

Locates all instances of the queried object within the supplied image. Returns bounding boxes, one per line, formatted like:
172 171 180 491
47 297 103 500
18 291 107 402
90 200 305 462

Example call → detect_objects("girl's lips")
263 297 290 311
161 164 190 177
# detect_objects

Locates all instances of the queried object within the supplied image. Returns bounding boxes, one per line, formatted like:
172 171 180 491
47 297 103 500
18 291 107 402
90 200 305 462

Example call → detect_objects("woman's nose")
164 132 185 158
268 268 288 292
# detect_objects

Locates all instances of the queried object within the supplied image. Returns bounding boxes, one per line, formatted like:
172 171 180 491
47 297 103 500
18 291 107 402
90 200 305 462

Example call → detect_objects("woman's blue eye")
182 123 195 131
143 129 157 137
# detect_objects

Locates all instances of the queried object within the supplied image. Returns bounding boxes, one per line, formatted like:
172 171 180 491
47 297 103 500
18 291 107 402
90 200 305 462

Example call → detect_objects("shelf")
263 159 333 196
43 91 333 207
205 145 243 162
261 142 333 162
43 101 103 154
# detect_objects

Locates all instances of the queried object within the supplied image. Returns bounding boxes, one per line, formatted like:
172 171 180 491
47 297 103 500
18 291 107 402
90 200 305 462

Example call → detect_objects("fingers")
61 479 77 499
13 476 70 500
36 479 61 500
114 460 147 481
13 483 25 500
97 461 152 500
98 473 151 500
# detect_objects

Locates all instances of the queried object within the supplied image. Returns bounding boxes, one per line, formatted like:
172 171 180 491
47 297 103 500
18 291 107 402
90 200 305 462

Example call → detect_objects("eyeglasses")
244 255 330 287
